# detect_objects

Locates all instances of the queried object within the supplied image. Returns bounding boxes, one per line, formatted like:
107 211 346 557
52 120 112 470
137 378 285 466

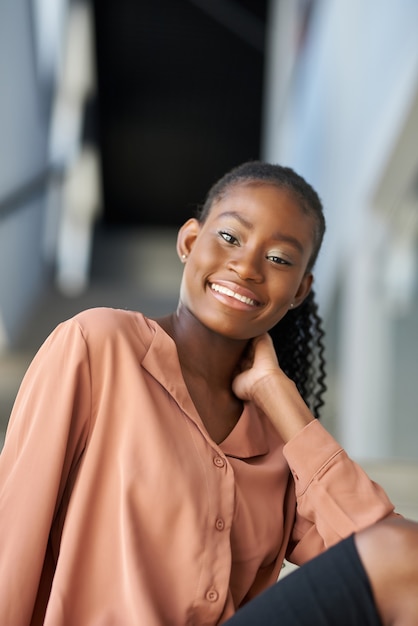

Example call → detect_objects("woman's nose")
228 248 264 282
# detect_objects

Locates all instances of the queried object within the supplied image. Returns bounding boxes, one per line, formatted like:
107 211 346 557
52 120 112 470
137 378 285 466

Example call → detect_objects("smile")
210 283 259 307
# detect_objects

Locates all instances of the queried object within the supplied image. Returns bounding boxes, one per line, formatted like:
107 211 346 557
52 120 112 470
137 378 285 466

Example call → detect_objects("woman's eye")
267 254 291 266
219 231 239 245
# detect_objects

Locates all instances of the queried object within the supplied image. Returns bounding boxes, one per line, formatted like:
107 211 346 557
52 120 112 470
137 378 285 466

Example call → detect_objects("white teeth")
211 283 256 306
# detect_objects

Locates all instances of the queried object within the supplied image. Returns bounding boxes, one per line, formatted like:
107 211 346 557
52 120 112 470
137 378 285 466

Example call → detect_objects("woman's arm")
0 320 91 625
283 419 397 564
233 333 397 564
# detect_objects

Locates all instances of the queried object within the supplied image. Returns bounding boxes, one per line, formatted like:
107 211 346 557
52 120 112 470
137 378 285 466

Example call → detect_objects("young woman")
0 161 417 625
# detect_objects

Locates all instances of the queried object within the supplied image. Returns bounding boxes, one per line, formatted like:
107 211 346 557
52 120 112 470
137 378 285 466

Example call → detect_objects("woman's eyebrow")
217 211 253 229
271 233 304 254
217 210 304 253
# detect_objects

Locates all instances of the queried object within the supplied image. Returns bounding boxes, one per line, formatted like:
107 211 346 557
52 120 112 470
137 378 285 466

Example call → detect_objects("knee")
355 517 418 624
356 516 418 569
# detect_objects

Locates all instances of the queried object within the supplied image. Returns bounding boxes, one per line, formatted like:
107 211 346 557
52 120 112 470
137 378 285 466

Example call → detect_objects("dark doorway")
93 0 268 227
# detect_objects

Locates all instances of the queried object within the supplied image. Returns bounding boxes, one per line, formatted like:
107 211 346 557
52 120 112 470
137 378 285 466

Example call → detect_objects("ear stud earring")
181 254 188 261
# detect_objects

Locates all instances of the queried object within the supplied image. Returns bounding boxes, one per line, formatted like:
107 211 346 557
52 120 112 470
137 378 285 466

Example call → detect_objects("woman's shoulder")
60 307 156 350
72 306 146 327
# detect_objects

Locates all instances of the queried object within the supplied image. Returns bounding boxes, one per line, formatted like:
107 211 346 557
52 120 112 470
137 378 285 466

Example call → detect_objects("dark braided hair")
197 161 327 418
269 291 327 418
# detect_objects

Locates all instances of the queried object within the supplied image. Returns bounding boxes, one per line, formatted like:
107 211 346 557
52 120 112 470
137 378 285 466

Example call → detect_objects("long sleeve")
0 320 91 625
282 420 397 565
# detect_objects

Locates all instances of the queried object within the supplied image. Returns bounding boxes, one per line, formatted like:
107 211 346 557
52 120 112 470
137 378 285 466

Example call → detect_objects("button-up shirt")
0 308 395 625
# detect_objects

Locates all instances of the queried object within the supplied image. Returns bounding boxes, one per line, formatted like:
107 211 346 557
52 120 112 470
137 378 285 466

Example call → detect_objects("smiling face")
177 183 316 340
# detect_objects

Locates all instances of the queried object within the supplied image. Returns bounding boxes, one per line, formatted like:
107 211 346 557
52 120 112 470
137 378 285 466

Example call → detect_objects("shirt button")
215 518 225 531
213 456 225 468
206 589 219 603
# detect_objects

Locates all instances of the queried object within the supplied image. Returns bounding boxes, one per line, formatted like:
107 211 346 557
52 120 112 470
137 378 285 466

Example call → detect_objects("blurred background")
1 0 418 517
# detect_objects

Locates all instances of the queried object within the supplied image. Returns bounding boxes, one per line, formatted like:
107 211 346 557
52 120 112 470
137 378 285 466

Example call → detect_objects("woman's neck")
155 307 248 390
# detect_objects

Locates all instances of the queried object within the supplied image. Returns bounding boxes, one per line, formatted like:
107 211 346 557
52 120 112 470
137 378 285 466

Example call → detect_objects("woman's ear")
176 218 201 261
293 273 313 307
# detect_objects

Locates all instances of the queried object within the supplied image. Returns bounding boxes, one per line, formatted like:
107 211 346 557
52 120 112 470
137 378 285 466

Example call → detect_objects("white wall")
0 0 52 349
264 0 418 460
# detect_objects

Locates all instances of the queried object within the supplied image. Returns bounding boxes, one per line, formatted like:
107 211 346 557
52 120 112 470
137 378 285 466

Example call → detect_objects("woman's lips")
209 282 261 307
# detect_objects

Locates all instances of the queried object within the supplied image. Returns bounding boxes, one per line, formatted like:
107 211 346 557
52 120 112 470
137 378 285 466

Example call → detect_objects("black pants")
226 534 382 625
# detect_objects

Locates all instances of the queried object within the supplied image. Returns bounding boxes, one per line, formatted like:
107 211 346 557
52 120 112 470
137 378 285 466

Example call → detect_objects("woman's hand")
232 334 280 401
232 333 315 442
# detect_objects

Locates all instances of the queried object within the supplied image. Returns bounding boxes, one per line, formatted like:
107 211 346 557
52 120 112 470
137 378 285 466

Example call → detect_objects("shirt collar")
141 319 270 459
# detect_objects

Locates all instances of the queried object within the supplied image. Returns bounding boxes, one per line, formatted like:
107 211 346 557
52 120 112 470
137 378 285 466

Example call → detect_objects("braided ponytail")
269 290 326 418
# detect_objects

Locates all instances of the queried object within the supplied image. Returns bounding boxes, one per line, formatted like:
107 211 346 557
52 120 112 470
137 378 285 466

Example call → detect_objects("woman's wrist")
251 371 315 442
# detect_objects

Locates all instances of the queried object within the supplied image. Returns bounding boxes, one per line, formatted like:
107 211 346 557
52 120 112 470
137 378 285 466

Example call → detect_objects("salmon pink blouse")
0 308 394 625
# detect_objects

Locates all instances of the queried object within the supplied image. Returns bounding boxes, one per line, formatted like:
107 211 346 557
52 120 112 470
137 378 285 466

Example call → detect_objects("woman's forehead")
209 182 305 218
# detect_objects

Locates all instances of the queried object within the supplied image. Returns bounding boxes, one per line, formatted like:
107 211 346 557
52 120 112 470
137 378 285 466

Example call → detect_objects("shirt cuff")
283 420 343 494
